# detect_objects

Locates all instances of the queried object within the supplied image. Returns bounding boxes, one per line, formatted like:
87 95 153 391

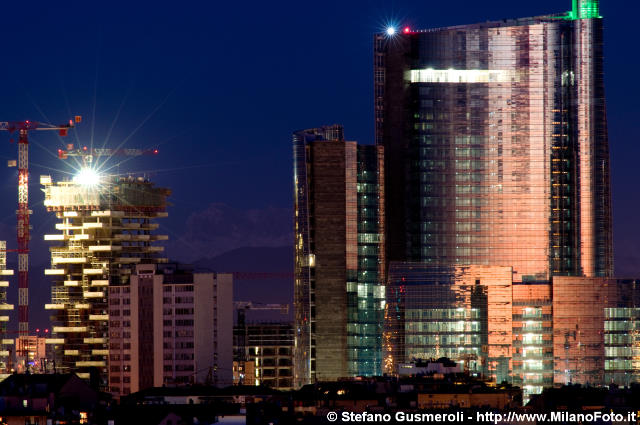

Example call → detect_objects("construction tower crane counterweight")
0 117 80 353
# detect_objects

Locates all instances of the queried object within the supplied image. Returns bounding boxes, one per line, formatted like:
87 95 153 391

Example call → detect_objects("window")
176 285 194 292
175 297 194 304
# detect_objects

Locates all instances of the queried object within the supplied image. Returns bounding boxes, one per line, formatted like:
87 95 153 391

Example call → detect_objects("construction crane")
234 301 290 316
230 272 294 280
0 118 80 353
57 145 158 166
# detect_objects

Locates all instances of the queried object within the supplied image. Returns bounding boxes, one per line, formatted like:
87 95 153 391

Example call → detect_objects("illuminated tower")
375 0 611 281
41 172 169 387
293 126 385 385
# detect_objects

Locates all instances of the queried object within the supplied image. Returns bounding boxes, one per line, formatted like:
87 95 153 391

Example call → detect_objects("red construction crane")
229 272 294 280
57 145 158 166
0 117 80 352
234 301 290 315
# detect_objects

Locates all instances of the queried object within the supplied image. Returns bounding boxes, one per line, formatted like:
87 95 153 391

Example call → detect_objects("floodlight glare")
386 26 396 36
73 167 101 186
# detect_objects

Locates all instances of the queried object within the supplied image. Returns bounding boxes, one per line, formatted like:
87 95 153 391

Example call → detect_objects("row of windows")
605 334 636 344
406 309 481 320
163 364 194 372
605 347 640 357
405 335 483 346
605 308 640 319
163 297 194 304
163 319 194 326
110 354 131 361
110 365 131 372
248 347 292 356
163 342 194 349
605 359 640 370
110 287 131 294
163 329 195 338
604 321 640 331
405 321 482 333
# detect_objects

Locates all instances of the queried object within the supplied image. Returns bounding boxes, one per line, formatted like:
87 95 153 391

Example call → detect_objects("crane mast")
17 129 28 339
0 118 79 356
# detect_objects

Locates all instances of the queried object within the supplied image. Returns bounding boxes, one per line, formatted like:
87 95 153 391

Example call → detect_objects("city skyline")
0 0 634 334
0 0 631 415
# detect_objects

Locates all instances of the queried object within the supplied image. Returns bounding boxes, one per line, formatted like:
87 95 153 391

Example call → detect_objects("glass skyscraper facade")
385 264 512 384
552 277 640 387
386 269 640 402
375 0 612 281
604 303 640 386
293 126 385 386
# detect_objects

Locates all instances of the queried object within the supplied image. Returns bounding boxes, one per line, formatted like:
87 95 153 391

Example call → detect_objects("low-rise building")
0 374 99 425
234 322 294 390
108 263 233 396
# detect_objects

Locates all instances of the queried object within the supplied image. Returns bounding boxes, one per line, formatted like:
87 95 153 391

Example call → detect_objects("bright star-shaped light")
73 167 101 186
386 26 396 36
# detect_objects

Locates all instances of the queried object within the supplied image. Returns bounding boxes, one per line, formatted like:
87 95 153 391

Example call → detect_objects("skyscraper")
375 0 612 281
293 126 385 386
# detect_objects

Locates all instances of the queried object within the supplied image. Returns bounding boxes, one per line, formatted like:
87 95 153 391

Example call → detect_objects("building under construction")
41 173 170 386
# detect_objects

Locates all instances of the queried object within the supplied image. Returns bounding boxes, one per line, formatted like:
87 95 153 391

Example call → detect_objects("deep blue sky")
0 0 635 329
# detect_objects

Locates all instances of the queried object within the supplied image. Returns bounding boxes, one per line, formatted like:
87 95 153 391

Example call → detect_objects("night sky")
0 0 636 330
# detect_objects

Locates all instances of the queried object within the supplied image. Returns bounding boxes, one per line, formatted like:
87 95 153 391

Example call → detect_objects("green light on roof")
567 0 601 19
